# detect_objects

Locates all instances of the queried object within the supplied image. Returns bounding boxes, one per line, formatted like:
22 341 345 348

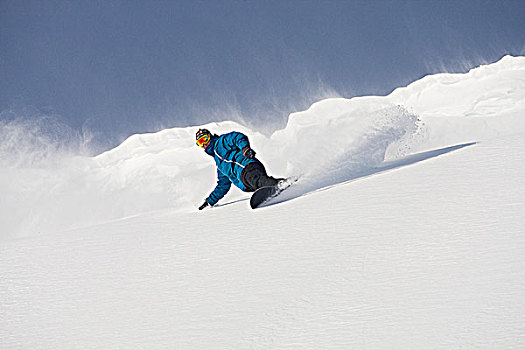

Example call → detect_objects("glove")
242 146 256 159
198 200 209 210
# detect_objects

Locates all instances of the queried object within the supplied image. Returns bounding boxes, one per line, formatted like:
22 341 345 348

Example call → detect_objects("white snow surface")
1 55 525 348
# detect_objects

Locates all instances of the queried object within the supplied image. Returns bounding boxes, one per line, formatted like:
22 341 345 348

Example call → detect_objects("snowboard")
250 177 298 209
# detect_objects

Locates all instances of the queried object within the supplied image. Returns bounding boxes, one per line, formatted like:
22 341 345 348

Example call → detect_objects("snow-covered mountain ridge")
1 55 525 349
3 55 524 238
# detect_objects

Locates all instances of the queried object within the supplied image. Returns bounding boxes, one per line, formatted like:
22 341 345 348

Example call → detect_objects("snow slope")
1 56 525 348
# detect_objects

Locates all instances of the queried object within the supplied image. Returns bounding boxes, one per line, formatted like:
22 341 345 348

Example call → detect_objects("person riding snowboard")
196 128 284 210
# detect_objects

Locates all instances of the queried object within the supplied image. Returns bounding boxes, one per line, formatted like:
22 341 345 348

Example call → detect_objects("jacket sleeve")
223 131 250 151
206 169 232 206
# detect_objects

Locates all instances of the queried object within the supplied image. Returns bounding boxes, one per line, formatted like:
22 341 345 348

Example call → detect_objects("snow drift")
2 56 525 238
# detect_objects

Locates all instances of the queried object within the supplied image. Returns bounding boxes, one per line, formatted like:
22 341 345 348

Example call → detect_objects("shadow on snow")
261 142 477 208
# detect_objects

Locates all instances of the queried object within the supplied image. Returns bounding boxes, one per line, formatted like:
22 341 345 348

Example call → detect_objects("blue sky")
1 0 524 150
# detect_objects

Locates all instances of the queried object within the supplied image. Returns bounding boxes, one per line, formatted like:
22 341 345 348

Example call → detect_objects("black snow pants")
241 162 282 192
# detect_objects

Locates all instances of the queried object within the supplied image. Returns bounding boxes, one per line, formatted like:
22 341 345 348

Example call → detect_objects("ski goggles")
196 134 211 148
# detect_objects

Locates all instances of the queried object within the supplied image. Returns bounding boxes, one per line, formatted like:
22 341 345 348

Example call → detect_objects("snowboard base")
250 186 280 209
249 176 298 209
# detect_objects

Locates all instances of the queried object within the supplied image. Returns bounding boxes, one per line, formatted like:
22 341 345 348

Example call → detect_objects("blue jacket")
204 132 260 205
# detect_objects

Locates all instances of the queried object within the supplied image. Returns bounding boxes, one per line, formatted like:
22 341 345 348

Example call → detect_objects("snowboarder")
196 128 284 210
